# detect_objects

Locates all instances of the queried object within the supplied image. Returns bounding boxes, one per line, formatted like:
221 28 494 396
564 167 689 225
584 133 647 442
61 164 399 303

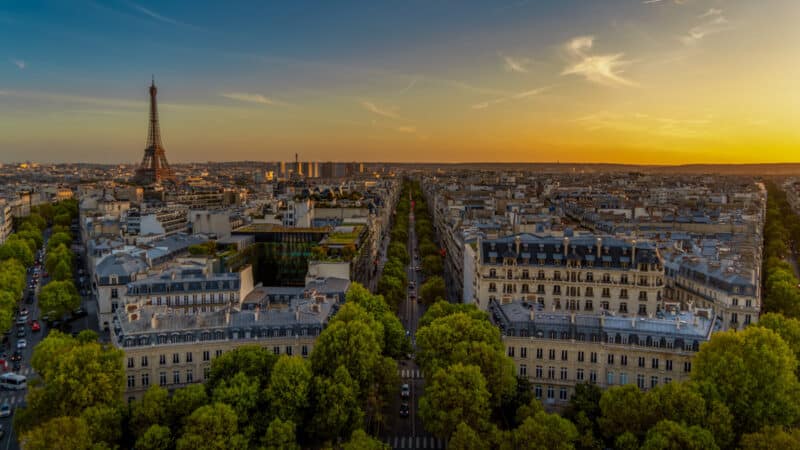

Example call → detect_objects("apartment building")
493 300 716 407
475 233 664 316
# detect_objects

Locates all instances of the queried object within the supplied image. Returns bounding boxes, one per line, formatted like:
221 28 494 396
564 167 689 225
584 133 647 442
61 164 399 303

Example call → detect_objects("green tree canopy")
419 363 491 438
268 355 313 424
206 345 277 391
739 426 800 450
19 416 93 450
0 239 34 266
308 366 364 443
137 424 173 450
420 276 446 305
640 420 718 450
38 280 81 319
176 403 248 450
262 418 299 450
514 411 579 450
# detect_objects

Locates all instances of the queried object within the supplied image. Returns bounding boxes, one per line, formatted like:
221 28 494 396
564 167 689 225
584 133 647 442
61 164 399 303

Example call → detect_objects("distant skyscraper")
134 78 175 185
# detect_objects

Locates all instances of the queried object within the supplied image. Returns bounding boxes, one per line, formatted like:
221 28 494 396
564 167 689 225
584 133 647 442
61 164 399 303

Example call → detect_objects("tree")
377 275 405 310
268 356 312 424
514 412 579 450
419 364 491 438
422 254 443 277
387 242 409 265
262 418 299 450
80 403 123 447
418 301 489 328
341 429 390 450
47 231 72 252
311 304 383 393
740 426 800 450
308 367 364 442
20 331 124 430
169 384 208 427
131 386 170 436
420 276 446 305
757 312 800 374
640 420 718 450
52 257 73 281
211 371 261 436
38 280 81 319
19 416 93 450
0 239 34 266
53 212 72 227
691 327 800 434
137 425 172 450
449 422 487 450
176 403 247 450
598 384 657 440
206 345 277 391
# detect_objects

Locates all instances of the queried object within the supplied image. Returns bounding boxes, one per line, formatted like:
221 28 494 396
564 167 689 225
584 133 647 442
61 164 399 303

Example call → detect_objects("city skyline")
1 0 798 164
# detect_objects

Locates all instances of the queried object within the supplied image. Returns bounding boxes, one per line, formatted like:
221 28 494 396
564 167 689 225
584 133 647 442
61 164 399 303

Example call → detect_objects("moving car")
30 321 40 332
401 383 410 399
72 307 88 319
16 339 27 350
10 351 21 362
400 402 410 418
0 402 11 418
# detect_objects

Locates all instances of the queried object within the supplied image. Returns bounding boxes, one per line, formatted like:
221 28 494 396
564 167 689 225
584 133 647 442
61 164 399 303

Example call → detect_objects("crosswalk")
398 369 423 379
0 391 26 406
385 435 446 449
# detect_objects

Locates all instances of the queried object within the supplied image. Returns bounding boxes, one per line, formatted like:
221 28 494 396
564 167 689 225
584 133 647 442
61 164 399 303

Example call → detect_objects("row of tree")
377 181 413 309
39 199 82 321
762 182 800 317
15 283 408 449
401 180 446 305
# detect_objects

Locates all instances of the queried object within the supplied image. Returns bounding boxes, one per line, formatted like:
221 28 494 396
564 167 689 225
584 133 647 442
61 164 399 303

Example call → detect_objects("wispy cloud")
561 36 636 87
360 100 400 119
395 126 417 133
120 0 202 30
10 59 25 70
471 86 551 110
500 53 530 73
398 76 420 95
220 92 289 107
575 111 711 138
642 0 688 5
682 9 732 45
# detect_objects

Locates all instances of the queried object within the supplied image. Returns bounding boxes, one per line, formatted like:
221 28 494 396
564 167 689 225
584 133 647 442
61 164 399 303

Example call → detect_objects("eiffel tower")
134 78 175 185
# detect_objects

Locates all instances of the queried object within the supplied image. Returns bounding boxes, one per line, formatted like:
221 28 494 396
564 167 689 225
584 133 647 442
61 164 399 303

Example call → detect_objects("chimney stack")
151 312 159 329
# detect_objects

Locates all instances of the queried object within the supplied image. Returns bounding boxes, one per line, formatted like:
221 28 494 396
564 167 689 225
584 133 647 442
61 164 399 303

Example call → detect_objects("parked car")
10 351 22 362
30 321 40 332
401 383 410 398
400 402 410 417
15 328 25 339
0 403 11 418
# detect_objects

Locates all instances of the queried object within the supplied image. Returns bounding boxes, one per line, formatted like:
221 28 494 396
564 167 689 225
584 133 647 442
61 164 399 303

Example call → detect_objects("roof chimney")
151 312 159 329
596 237 602 258
631 239 637 264
563 237 570 256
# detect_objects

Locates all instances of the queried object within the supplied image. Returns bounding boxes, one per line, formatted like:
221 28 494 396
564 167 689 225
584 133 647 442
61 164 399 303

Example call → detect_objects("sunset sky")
1 0 798 164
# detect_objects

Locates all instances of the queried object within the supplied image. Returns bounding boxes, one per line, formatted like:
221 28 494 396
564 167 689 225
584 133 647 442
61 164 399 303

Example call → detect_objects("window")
576 369 584 381
620 355 628 366
141 356 148 367
607 371 614 385
520 364 527 376
731 313 738 324
547 386 555 399
620 289 628 299
508 347 515 357
536 366 543 378
745 314 752 325
203 367 210 379
488 283 497 293
560 367 568 380
586 287 594 297
186 370 193 384
638 304 647 315
684 362 692 373
127 375 135 388
620 372 628 385
549 349 556 360
666 360 673 371
590 352 597 363
286 346 293 356
160 372 167 386
537 284 545 294
535 385 542 399
559 388 568 401
111 288 118 299
127 357 134 368
561 350 568 361
637 374 645 389
553 285 561 295
548 366 555 379
202 351 210 361
638 357 645 368
302 345 309 357
578 351 585 362
651 376 658 388
664 377 672 384
620 302 628 313
651 358 659 369
520 347 528 358
602 288 610 298
173 371 180 384
589 370 597 384
639 291 648 301
186 352 193 363
536 348 543 359
607 354 615 365
215 350 223 357
173 353 180 364
160 354 166 365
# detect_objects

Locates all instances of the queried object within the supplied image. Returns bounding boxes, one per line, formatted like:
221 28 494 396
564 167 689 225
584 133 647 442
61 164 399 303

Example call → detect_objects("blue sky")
1 0 799 164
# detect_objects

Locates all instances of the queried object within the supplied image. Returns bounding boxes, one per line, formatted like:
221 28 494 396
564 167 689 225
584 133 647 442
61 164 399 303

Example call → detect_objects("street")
381 191 441 449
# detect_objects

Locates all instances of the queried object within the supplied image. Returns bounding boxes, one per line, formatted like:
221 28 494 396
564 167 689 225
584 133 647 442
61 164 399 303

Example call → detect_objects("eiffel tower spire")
135 78 175 185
